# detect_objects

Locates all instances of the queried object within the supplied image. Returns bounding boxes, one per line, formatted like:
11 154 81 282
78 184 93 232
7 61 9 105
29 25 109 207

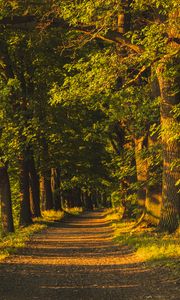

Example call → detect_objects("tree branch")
123 65 147 88
0 15 143 54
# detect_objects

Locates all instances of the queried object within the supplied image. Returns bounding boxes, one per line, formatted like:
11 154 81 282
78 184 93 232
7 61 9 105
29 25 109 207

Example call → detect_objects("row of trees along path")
0 1 179 236
0 1 179 299
0 211 179 300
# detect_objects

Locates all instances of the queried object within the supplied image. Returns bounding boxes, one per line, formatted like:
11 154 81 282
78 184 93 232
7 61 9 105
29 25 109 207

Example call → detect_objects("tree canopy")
0 0 179 234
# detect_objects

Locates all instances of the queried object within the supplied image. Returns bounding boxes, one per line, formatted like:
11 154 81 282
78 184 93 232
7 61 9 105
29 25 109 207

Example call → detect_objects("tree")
0 0 179 232
0 163 14 234
49 0 179 232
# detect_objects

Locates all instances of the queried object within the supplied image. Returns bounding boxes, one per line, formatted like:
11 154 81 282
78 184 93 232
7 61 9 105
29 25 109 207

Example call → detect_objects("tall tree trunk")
81 191 85 210
121 179 135 219
75 188 83 208
51 168 62 211
40 138 53 210
156 61 179 233
40 175 45 211
134 134 162 225
84 191 93 211
67 190 75 208
0 165 14 234
91 191 98 209
134 136 148 208
29 154 41 218
144 134 162 225
118 0 132 34
40 170 53 210
19 152 32 226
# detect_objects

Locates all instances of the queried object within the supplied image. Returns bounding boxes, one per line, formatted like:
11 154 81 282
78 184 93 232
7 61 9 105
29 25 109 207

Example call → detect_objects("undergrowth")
106 209 180 275
0 210 64 260
0 222 47 261
64 207 83 215
0 208 82 261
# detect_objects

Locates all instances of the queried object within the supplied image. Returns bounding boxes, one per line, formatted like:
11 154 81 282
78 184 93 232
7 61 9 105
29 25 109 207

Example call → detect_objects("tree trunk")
144 133 162 225
145 185 162 225
91 191 98 209
67 190 75 208
121 180 135 219
40 138 53 210
84 191 93 211
19 153 32 226
40 170 54 210
134 136 148 208
40 175 45 210
134 133 163 225
29 155 41 217
0 165 14 234
74 187 82 207
117 1 132 34
156 62 179 233
51 168 62 211
81 191 85 210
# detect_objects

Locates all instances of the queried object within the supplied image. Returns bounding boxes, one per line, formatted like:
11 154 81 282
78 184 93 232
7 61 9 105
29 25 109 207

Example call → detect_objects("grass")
64 207 83 215
0 207 83 261
40 210 64 222
0 209 65 261
105 207 124 222
0 223 46 261
106 209 180 275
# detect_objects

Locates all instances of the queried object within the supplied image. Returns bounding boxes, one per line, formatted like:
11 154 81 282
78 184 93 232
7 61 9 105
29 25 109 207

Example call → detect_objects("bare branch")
123 65 147 88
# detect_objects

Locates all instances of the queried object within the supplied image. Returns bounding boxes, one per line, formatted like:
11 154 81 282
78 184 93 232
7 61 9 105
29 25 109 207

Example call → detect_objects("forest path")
0 211 179 300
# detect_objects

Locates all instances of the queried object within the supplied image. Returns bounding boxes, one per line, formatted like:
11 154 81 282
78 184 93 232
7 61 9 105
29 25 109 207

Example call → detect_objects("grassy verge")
0 210 64 261
106 209 180 275
0 208 82 261
64 207 83 216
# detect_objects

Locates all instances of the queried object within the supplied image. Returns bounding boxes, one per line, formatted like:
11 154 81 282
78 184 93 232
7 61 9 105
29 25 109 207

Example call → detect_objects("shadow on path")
0 211 179 300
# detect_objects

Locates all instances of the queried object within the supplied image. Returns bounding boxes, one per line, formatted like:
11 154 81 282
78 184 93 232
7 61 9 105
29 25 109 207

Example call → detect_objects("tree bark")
144 133 162 225
134 136 148 208
29 154 41 217
71 187 82 208
156 62 179 233
0 165 14 234
40 170 53 210
19 152 32 226
117 0 132 34
51 168 62 211
40 138 53 210
84 191 93 211
91 191 98 209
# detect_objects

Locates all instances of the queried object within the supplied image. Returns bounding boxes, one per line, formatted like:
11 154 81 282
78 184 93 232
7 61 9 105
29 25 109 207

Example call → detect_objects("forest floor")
0 211 179 300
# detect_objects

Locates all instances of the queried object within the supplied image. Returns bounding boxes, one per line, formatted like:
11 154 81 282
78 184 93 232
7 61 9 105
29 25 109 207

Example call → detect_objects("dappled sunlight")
0 212 178 300
7 212 140 266
40 283 140 289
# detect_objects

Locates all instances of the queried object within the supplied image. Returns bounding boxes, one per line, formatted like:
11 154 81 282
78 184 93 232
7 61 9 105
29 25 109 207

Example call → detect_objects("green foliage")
58 0 122 30
0 223 46 260
0 210 65 261
113 219 180 265
0 0 179 239
40 210 64 222
106 209 180 273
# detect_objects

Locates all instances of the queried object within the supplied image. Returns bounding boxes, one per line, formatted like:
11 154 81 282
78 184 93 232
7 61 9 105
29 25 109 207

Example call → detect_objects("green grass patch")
64 207 83 215
0 223 46 261
0 210 65 261
105 207 124 222
40 210 64 222
106 211 180 275
114 222 180 261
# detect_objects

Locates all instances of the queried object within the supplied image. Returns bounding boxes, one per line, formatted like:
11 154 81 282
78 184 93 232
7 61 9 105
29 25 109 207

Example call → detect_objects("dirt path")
0 211 179 300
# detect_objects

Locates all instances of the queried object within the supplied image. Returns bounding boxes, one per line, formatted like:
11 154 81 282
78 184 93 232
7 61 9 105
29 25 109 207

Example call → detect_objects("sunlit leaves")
57 0 123 30
50 48 119 108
